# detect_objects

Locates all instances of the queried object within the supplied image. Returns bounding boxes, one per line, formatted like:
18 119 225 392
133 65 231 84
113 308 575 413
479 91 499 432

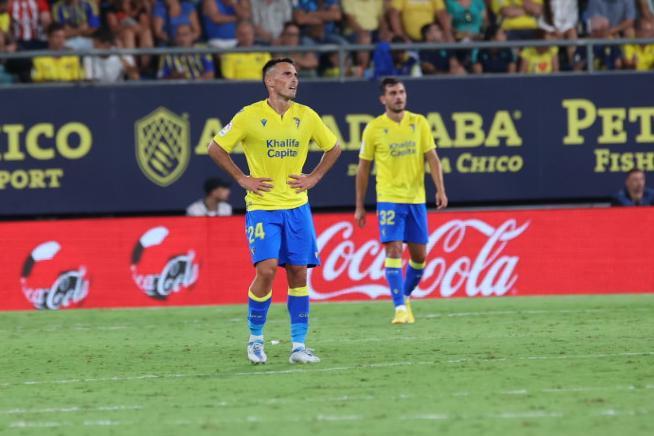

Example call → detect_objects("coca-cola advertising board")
1 207 653 311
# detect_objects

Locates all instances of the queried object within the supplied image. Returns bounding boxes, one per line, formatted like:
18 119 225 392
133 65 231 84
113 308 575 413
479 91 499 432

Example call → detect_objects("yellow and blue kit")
214 100 337 266
360 111 435 244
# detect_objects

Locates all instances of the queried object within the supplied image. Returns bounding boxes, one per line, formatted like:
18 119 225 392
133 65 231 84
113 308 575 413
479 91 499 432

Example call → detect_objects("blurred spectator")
540 0 577 63
372 36 421 76
472 26 517 73
8 0 51 50
0 0 9 37
157 23 215 79
586 0 636 38
186 177 233 216
539 0 577 38
446 0 487 40
32 22 83 82
251 0 292 44
568 16 623 71
612 169 654 206
51 0 100 50
277 21 319 76
342 0 386 73
203 0 251 48
623 19 654 70
84 28 139 82
0 29 15 83
637 0 654 23
492 0 542 40
106 0 153 69
153 0 201 45
221 20 271 79
388 0 453 41
519 29 558 72
420 22 466 74
293 0 347 45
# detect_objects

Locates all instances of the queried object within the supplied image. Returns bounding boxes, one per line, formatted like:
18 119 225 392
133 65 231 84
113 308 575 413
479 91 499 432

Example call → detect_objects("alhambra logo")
134 107 190 187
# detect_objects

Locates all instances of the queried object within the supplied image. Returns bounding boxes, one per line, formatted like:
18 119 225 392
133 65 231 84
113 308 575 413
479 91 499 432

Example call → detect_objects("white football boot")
247 341 267 364
289 347 320 364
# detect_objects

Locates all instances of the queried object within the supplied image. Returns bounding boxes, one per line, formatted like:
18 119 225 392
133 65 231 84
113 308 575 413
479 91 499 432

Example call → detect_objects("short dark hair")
47 22 65 36
93 28 116 45
627 168 645 177
379 77 403 94
282 22 299 33
420 23 438 41
262 57 295 83
204 177 230 195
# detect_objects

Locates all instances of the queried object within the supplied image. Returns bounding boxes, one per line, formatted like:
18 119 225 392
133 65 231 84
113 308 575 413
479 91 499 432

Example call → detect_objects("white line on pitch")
423 308 651 318
0 405 143 415
4 352 653 387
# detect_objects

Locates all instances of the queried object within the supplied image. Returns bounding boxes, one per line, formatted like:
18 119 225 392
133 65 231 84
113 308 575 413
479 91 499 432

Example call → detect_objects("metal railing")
1 37 654 82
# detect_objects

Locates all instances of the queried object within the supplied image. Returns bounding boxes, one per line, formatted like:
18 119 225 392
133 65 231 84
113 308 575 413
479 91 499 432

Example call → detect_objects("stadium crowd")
0 0 653 83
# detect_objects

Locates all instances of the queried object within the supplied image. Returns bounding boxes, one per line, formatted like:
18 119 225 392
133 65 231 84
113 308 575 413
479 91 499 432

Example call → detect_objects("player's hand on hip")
287 174 317 192
436 191 448 209
354 207 366 228
238 175 273 195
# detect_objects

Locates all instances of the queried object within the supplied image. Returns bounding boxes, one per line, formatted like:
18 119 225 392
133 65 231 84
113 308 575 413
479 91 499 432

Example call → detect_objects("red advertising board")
1 208 653 311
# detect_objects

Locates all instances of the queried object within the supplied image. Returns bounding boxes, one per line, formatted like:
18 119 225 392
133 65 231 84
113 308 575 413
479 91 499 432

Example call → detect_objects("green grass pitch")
1 294 653 435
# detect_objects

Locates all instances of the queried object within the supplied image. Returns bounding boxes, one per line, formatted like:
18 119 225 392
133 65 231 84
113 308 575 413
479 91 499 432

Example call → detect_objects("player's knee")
385 244 403 258
255 264 277 283
286 266 307 287
411 255 426 264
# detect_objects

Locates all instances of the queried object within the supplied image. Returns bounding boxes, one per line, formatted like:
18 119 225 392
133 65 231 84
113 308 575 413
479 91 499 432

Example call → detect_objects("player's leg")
245 211 282 364
378 203 409 323
283 204 321 363
402 204 430 323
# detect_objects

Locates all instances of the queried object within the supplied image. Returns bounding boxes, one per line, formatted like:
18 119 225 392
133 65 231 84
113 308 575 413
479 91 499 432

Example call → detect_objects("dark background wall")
0 74 651 216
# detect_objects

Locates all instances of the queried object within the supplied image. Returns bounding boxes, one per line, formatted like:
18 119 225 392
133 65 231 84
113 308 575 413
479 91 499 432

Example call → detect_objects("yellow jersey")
220 52 272 80
32 56 84 82
624 44 654 71
391 0 445 41
0 13 9 34
214 100 337 211
520 47 558 73
492 0 542 30
360 111 435 204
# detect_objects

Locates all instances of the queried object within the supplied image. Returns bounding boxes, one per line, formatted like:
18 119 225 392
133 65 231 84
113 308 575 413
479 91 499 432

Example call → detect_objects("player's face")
269 63 299 100
381 83 407 113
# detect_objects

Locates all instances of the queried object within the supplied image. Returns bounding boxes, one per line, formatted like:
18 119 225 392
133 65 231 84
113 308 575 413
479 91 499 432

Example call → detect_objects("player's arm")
288 143 342 192
355 158 372 228
425 149 448 209
207 141 272 195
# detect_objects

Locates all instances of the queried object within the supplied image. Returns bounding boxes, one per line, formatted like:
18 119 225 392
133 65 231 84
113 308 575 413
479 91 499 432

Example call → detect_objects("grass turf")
1 294 653 436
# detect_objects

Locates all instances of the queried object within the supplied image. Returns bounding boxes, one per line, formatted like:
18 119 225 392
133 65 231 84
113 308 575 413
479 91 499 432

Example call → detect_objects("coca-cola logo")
308 218 529 300
20 241 90 310
130 226 199 299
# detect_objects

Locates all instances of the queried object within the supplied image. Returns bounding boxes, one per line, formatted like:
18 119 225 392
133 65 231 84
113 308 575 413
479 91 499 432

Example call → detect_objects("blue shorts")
377 202 429 244
245 203 320 267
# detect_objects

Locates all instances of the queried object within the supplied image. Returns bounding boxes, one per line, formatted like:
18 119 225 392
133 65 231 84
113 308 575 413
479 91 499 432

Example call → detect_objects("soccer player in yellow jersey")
355 77 447 324
207 58 341 364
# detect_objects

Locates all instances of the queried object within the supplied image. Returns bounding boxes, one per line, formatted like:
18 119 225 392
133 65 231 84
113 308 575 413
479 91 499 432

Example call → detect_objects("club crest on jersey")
294 117 301 128
135 107 190 187
383 128 388 134
410 123 416 132
261 119 268 127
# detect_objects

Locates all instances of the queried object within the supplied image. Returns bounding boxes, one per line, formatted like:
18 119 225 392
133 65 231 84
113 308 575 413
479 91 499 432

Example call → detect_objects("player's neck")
266 96 292 117
386 110 405 124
